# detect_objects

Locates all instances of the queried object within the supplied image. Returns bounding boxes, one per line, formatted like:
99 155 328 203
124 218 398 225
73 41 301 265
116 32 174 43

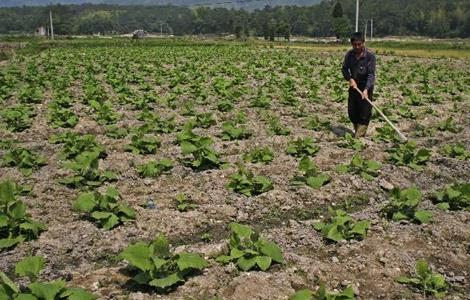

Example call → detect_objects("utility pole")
160 22 163 37
49 8 54 40
370 18 373 41
355 0 359 32
364 20 368 40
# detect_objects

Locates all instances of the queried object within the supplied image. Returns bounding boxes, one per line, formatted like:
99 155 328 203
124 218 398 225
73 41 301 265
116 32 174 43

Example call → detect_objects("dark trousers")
348 85 374 125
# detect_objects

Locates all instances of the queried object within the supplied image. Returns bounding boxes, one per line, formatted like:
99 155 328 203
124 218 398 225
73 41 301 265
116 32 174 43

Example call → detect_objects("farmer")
341 32 376 137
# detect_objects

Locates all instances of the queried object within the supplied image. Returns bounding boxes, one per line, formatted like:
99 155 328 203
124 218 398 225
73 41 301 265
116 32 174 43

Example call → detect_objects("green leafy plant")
47 102 79 129
290 285 355 300
304 116 330 132
432 183 469 211
338 133 364 151
217 99 234 112
1 104 36 132
178 126 223 170
59 151 117 188
0 255 95 299
216 223 283 271
50 132 105 161
0 180 46 251
267 116 291 136
292 157 330 189
137 159 174 178
221 121 252 141
286 137 320 157
125 133 161 155
193 112 216 128
175 193 197 212
227 166 273 196
243 147 274 164
74 186 135 230
18 85 43 104
313 208 370 242
2 147 47 176
436 117 462 133
336 154 381 181
387 142 431 170
89 100 119 125
120 234 207 291
439 143 469 160
373 124 401 143
105 125 129 139
381 187 432 224
395 259 448 298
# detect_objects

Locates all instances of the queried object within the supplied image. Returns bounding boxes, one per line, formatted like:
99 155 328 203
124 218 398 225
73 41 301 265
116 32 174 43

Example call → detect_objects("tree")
332 1 343 18
332 16 351 41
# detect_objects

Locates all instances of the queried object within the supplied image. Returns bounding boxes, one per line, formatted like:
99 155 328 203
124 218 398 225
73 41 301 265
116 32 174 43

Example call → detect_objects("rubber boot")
355 124 368 138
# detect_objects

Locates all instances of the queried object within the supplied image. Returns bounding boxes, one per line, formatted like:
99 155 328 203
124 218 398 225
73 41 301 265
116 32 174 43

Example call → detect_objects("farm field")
0 39 469 299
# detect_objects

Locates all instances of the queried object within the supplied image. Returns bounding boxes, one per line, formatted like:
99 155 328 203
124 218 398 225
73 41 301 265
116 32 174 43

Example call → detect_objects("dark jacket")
342 48 376 90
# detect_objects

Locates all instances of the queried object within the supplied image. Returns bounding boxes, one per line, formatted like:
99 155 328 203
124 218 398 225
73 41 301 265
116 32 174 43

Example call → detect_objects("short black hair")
351 32 365 43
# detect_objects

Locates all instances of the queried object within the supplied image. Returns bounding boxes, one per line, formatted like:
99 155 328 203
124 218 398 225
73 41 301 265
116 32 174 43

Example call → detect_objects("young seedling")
338 133 364 151
395 259 448 298
387 141 431 171
2 147 47 176
336 153 381 181
0 256 95 299
221 121 252 141
175 193 197 212
137 159 174 178
439 143 469 160
243 147 274 164
0 180 46 251
381 187 432 224
313 208 370 242
216 223 283 271
120 234 207 292
286 137 320 158
74 187 135 230
227 165 273 196
292 157 330 189
432 183 469 211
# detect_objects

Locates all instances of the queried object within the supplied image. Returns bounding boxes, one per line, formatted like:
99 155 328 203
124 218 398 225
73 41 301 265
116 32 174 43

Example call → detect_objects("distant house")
132 30 147 39
35 26 46 36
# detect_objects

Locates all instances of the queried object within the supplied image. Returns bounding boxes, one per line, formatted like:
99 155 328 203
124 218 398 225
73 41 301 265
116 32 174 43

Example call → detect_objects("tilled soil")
0 42 469 299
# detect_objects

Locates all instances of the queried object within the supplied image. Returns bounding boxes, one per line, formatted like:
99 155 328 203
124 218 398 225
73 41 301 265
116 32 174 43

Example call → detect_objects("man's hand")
349 79 358 90
362 89 368 100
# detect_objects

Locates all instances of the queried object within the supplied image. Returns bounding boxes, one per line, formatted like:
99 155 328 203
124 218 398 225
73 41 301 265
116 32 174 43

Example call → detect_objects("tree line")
0 0 468 38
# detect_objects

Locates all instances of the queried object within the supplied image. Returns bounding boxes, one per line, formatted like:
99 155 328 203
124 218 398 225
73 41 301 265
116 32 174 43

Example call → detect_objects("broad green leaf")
255 256 272 271
229 223 254 239
0 272 19 294
102 213 120 230
0 180 15 205
73 193 96 212
8 201 26 220
326 225 343 242
289 289 312 300
153 234 170 258
15 256 45 281
120 242 153 271
436 202 450 210
260 240 283 263
350 220 370 236
0 236 24 250
91 211 113 220
28 281 65 300
60 287 96 300
237 256 257 271
305 174 330 189
176 253 207 271
149 272 183 289
414 210 432 224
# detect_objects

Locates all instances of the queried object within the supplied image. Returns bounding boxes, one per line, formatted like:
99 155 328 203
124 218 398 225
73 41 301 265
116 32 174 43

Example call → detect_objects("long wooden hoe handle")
354 87 408 142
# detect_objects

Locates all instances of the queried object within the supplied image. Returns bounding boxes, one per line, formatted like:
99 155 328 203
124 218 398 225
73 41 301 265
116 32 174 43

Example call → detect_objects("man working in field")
341 32 376 137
